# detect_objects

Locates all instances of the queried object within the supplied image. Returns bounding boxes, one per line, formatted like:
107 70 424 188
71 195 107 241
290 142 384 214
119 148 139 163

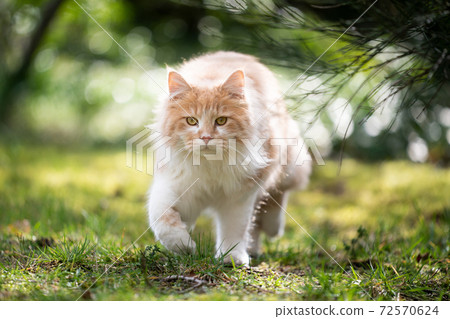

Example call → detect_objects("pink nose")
201 136 213 144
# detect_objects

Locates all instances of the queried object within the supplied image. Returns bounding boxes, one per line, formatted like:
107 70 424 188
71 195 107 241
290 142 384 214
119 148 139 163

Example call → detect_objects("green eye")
215 117 227 126
186 117 198 126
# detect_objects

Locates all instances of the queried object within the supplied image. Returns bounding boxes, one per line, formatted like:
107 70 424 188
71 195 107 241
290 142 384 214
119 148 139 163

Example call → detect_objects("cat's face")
161 70 252 153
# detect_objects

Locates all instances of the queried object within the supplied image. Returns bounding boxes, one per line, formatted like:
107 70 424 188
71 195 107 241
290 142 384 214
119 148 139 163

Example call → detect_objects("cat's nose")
200 135 213 144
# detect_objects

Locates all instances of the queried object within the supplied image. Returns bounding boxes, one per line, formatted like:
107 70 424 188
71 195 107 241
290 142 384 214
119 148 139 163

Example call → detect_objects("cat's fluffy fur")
147 51 311 265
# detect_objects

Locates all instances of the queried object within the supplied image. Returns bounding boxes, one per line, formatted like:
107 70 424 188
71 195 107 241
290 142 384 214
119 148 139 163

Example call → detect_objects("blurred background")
1 0 449 163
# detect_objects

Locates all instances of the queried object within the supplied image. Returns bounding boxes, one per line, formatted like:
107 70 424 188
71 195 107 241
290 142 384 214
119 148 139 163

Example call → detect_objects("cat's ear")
221 70 245 99
168 71 191 99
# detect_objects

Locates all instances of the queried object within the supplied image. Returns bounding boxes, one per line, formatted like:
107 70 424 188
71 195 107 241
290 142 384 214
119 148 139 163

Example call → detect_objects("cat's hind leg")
248 190 288 256
260 190 288 237
248 216 262 258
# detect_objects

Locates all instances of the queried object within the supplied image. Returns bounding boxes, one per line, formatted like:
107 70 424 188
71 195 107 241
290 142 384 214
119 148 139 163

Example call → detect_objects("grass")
0 141 448 300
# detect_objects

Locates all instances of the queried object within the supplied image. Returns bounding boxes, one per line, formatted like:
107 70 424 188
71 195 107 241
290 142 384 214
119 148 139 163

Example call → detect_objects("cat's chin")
186 139 226 154
199 144 222 153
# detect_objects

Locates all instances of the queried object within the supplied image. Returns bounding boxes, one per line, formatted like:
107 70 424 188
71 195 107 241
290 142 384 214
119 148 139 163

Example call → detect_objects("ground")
0 142 448 300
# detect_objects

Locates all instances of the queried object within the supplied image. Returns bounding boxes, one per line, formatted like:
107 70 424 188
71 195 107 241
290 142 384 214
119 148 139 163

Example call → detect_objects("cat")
147 51 311 266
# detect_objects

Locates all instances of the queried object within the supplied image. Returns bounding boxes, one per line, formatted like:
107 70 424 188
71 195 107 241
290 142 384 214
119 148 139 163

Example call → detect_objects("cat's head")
160 69 252 153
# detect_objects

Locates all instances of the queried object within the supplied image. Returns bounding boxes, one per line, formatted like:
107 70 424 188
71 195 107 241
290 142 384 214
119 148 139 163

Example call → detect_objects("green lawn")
0 142 448 300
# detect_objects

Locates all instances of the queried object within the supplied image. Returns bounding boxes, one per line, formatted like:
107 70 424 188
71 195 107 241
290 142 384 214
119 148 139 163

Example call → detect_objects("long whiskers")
171 145 189 158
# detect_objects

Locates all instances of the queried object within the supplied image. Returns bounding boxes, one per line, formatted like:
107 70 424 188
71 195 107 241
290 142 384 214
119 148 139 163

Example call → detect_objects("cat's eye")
215 117 227 126
186 117 198 126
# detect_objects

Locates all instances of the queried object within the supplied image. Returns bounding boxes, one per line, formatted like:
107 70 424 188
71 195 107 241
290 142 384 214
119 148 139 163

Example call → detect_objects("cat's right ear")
221 70 245 100
168 71 191 99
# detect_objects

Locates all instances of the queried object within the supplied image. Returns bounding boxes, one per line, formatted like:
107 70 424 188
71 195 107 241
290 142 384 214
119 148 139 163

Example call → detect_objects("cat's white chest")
161 149 257 196
181 159 251 196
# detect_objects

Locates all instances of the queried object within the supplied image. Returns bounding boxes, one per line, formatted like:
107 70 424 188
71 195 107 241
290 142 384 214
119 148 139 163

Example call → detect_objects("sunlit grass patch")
0 142 448 300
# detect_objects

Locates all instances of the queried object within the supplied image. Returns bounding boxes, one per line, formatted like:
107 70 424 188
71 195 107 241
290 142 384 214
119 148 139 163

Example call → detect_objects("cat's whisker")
181 152 191 166
171 146 189 157
175 146 193 167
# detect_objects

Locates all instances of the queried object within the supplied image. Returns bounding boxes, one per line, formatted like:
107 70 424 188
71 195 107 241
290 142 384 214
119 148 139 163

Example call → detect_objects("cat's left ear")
221 70 245 99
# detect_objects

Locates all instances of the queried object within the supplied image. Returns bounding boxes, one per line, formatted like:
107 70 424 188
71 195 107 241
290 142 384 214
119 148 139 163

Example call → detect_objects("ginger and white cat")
147 51 311 265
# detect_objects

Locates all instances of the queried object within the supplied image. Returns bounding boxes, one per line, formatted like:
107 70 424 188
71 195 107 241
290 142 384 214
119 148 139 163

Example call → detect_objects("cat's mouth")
189 138 225 153
200 144 220 153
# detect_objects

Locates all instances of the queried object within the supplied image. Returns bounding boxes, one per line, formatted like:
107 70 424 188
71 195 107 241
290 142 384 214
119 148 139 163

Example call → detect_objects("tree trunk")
0 0 65 124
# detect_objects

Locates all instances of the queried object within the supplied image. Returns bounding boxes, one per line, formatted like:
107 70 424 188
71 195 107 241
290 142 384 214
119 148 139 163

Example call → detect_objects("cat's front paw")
219 251 249 267
172 239 197 255
159 232 196 255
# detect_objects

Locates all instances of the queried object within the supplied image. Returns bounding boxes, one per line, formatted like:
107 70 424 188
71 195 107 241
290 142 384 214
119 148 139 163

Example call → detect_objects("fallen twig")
159 275 207 293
